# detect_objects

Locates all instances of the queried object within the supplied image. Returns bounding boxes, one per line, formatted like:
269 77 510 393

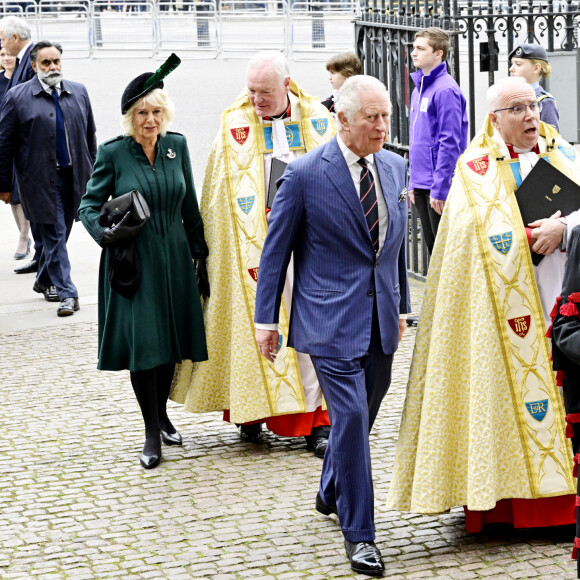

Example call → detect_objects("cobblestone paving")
1 280 577 579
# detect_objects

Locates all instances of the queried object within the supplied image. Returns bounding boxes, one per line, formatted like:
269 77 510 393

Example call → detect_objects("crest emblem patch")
467 155 489 176
508 315 531 338
311 118 329 137
237 196 255 215
559 145 576 162
489 232 513 255
231 126 250 145
248 267 259 282
525 399 549 422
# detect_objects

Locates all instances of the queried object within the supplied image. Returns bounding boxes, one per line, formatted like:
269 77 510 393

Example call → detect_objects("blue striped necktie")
358 158 379 252
51 88 70 167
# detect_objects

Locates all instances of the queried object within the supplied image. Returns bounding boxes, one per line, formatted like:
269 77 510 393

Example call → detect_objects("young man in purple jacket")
409 27 468 255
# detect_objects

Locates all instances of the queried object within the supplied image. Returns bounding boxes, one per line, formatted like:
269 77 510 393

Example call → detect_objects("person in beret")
509 42 559 130
78 55 209 469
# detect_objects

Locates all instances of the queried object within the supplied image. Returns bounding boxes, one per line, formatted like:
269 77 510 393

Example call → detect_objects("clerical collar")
506 143 540 159
263 101 291 121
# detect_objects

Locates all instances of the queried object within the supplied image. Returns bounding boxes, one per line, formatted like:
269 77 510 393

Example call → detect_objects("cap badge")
515 47 523 56
167 148 176 159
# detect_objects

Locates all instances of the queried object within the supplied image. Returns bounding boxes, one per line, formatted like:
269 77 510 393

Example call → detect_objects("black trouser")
413 188 441 255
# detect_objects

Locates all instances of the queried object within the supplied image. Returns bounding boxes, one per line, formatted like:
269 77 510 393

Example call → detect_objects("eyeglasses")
492 101 542 116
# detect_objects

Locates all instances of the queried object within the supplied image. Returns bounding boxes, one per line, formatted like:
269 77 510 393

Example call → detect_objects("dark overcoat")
78 132 208 372
0 76 97 223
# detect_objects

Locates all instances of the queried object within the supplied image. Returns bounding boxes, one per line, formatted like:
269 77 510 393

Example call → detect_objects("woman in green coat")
79 66 209 469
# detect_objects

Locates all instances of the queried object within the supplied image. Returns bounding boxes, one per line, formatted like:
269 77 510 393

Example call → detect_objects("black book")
514 158 580 265
267 158 288 210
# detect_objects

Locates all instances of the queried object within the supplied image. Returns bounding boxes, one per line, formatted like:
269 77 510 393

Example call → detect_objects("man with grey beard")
0 41 97 316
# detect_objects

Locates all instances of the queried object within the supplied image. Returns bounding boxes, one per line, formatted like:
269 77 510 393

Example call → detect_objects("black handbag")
97 190 150 300
98 189 150 228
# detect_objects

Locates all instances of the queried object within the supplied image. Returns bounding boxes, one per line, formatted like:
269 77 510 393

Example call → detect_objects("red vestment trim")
463 495 576 533
223 406 330 437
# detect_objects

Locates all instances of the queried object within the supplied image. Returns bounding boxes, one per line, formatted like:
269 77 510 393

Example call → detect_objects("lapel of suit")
323 138 374 242
8 54 25 91
374 151 397 245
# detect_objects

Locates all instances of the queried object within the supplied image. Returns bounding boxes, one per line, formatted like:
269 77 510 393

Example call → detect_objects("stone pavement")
0 57 578 580
1 265 577 579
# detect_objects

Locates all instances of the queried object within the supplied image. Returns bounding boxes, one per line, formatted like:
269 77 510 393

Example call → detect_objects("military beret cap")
508 43 549 62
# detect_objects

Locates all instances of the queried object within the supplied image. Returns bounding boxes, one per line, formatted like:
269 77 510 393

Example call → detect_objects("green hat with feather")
121 53 181 114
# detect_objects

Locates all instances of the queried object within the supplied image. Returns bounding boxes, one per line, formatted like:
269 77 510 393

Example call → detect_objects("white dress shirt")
336 134 388 256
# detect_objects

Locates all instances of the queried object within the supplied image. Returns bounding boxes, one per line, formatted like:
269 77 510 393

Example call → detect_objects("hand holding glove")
101 212 146 246
195 258 210 299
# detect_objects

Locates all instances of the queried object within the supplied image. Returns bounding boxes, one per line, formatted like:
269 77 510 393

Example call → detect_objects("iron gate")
356 0 580 278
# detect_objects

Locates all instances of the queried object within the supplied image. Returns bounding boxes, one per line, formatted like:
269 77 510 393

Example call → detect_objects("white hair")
0 16 31 41
335 75 391 123
121 88 175 137
246 51 290 83
486 76 531 111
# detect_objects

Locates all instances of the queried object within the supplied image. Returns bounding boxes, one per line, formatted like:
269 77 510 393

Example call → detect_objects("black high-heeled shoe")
140 435 162 469
161 429 182 446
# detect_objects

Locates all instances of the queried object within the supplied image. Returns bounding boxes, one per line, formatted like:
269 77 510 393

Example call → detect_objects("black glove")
101 212 146 247
195 258 210 299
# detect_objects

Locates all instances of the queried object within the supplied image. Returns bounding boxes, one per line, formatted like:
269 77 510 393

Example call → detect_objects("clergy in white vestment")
388 76 580 533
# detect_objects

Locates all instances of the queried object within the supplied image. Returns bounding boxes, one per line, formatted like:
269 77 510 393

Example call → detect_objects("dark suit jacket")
4 43 34 95
0 76 97 224
255 136 411 358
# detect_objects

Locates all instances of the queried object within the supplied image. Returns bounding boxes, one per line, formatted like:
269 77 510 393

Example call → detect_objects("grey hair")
246 51 290 83
121 88 175 137
335 75 391 123
0 16 32 41
486 76 531 111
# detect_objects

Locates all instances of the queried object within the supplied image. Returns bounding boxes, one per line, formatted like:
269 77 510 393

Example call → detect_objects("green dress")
79 132 208 372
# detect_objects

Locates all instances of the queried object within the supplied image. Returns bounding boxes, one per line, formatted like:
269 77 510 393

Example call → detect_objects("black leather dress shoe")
406 315 419 327
344 540 385 576
33 281 60 302
315 492 338 517
240 423 263 442
305 434 328 458
57 297 80 317
15 259 38 274
161 429 182 446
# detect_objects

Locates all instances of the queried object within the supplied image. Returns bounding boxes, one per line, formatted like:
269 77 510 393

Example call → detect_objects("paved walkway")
0 57 577 579
1 247 576 579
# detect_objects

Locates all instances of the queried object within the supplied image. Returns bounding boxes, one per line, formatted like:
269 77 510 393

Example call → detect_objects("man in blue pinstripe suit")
255 75 410 576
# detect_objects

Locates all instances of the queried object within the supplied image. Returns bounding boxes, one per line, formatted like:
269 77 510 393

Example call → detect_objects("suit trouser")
311 302 393 543
36 168 78 299
413 187 441 255
30 222 45 264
